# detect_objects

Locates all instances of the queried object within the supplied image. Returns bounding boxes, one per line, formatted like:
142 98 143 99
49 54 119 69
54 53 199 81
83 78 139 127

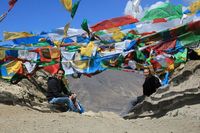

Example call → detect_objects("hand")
69 93 77 100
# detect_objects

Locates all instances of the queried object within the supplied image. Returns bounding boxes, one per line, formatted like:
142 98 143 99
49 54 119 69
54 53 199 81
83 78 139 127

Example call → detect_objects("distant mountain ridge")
69 70 143 113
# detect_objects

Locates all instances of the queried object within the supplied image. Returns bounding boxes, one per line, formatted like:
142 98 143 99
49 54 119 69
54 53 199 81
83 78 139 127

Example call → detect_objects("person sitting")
46 68 84 114
131 68 161 107
143 68 162 97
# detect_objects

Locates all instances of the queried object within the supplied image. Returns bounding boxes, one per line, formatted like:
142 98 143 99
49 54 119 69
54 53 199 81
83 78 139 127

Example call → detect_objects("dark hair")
56 68 65 74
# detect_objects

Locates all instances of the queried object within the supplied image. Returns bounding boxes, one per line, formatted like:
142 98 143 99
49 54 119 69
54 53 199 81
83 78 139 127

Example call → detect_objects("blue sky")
0 0 190 40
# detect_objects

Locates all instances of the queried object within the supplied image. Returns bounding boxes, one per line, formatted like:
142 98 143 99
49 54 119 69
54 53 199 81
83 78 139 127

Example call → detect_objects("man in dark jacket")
47 73 71 102
143 68 161 96
47 68 84 113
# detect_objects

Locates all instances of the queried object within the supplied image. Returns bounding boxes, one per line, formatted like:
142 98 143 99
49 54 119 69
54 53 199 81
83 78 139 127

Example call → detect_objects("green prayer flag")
174 49 187 65
71 0 80 18
39 60 57 67
66 45 81 52
81 19 90 34
116 55 124 67
95 31 106 36
179 32 200 47
136 50 146 61
33 42 50 47
141 3 183 21
126 33 141 40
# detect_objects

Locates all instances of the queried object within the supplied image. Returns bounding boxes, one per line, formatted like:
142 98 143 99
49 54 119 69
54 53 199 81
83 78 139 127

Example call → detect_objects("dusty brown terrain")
0 103 199 133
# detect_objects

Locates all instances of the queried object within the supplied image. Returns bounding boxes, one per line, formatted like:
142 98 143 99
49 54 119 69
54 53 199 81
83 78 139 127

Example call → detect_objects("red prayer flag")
153 18 167 23
43 64 60 74
90 15 138 32
8 0 17 12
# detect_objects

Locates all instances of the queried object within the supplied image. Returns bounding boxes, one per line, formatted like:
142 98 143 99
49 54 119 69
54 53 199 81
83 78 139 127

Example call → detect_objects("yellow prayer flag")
189 0 200 14
60 0 72 12
5 60 22 75
64 22 70 37
167 64 174 71
53 40 61 47
73 60 89 69
194 49 200 56
106 27 120 33
3 32 34 40
0 50 5 60
80 42 95 57
51 48 60 59
112 31 125 42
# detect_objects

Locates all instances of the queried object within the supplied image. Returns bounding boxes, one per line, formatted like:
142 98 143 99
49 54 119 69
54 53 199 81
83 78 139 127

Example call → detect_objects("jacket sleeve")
154 76 162 89
61 81 72 96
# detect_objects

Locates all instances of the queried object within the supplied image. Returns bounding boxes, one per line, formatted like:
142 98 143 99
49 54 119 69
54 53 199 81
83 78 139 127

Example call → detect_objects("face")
56 70 64 80
143 69 150 77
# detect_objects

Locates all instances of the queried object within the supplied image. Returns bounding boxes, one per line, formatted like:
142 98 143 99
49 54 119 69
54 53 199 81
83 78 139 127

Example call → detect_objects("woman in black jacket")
143 68 161 96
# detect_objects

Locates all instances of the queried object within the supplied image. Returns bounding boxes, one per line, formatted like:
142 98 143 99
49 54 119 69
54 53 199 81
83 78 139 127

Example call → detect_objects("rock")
172 110 179 117
124 60 200 119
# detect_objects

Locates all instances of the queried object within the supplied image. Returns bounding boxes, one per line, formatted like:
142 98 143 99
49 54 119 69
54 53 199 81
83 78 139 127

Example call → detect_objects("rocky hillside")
0 69 143 114
124 60 200 119
0 60 200 118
